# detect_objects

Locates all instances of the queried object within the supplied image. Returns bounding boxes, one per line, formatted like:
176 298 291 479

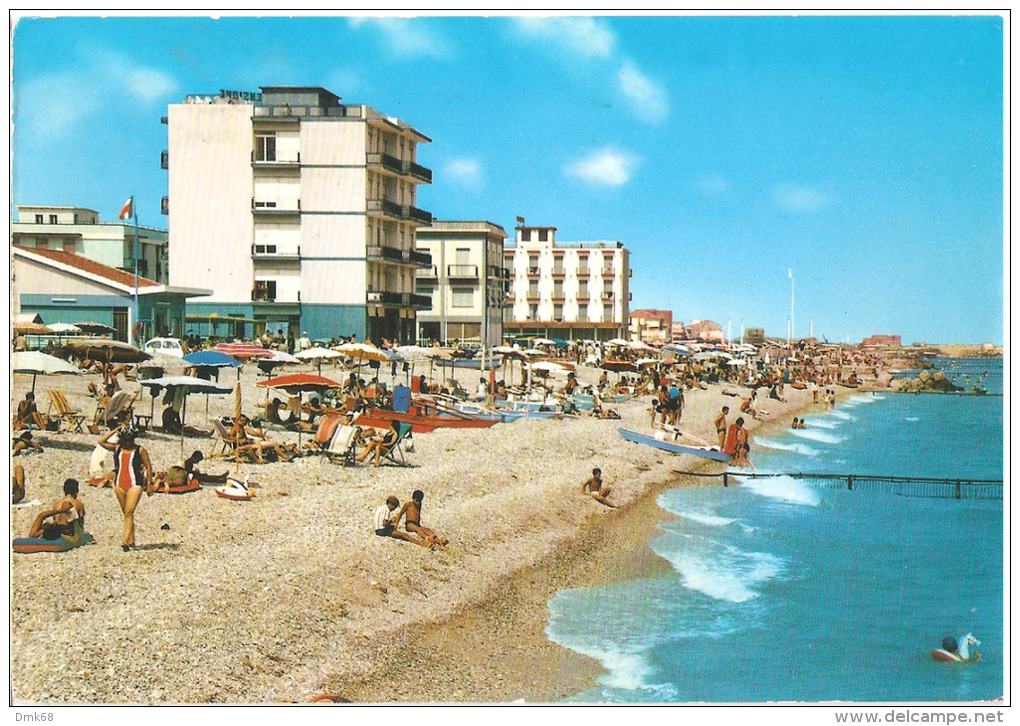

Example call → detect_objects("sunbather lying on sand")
12 432 44 456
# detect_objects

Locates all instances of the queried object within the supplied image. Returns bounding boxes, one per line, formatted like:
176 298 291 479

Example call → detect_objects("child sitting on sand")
581 468 617 508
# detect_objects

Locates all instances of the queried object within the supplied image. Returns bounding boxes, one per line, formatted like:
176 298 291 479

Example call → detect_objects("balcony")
367 198 403 220
251 244 301 260
447 264 479 280
161 196 169 215
403 159 432 184
408 248 432 266
366 291 433 310
402 204 432 226
252 151 300 169
366 152 404 175
252 198 301 215
602 268 616 277
160 150 168 169
577 267 590 277
415 265 438 279
551 268 566 278
526 268 540 277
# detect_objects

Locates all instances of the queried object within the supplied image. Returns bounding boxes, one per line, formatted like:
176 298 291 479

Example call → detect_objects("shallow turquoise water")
547 359 1004 703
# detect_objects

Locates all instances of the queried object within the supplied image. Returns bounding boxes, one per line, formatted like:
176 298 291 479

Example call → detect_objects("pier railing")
712 472 1003 500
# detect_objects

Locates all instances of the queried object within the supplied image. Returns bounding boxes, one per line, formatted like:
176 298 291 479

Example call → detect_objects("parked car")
143 337 186 358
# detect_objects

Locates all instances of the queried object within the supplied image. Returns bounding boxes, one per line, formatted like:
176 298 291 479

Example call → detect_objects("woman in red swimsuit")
98 426 153 550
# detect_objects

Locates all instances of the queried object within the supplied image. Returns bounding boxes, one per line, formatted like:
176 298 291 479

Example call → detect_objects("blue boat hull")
617 428 731 462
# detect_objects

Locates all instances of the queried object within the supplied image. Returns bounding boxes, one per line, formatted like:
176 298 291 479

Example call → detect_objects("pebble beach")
9 358 885 704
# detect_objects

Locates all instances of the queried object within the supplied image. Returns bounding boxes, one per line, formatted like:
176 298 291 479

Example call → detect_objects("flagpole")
132 197 140 342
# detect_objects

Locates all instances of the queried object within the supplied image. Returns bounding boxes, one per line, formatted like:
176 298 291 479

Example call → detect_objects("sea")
547 358 1004 703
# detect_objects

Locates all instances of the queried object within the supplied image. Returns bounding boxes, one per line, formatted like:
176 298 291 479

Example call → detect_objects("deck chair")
324 424 360 465
303 415 343 455
47 390 87 432
378 422 413 467
209 419 247 460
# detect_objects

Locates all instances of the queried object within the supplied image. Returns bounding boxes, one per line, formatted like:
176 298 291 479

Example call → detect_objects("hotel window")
604 281 614 296
49 215 58 224
529 304 538 320
255 133 277 162
538 228 548 242
578 304 588 323
451 288 473 308
528 254 538 272
63 240 76 253
528 280 538 298
578 280 588 298
553 280 564 299
34 214 43 223
553 304 563 320
253 280 277 302
603 303 614 320
578 255 589 274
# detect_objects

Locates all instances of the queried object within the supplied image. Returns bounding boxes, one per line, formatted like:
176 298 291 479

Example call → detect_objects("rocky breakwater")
894 369 963 393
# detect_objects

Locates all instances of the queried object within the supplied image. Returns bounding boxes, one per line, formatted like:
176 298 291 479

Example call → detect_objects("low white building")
11 205 168 284
503 223 630 342
414 220 507 345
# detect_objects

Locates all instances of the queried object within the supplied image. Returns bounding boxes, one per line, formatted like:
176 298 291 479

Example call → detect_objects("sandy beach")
9 359 881 704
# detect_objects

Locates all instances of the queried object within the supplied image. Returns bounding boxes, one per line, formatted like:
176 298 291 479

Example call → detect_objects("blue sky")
10 12 1005 344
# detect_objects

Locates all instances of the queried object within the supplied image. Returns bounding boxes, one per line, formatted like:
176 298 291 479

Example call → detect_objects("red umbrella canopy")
213 342 273 359
256 373 344 394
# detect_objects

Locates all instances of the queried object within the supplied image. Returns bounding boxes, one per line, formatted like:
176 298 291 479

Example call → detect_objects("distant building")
503 223 630 342
11 205 168 284
164 86 432 342
414 220 508 346
685 318 725 343
742 327 766 345
861 334 901 347
670 322 687 341
629 308 672 345
12 246 210 341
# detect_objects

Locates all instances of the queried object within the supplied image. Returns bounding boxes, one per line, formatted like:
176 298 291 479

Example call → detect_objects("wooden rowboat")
357 406 500 434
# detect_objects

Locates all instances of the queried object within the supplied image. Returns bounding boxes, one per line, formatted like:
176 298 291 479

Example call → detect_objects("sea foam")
754 437 820 457
789 428 844 444
736 474 822 506
667 543 785 603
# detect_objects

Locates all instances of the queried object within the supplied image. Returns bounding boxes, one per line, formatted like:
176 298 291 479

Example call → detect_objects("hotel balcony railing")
161 196 169 215
551 268 566 277
408 248 432 266
415 265 439 278
602 268 616 276
403 160 432 184
252 151 300 167
366 291 433 310
447 264 479 279
577 268 590 276
253 104 355 119
251 245 301 260
160 150 168 169
252 198 301 214
367 246 433 267
367 198 403 219
403 204 432 225
526 268 541 277
366 152 404 175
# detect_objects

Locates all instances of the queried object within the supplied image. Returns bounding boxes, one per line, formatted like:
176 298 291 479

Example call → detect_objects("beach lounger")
46 390 87 432
208 419 247 460
302 414 343 455
324 424 360 465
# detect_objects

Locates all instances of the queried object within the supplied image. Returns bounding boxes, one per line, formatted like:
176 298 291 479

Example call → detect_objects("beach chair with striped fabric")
324 424 360 466
302 414 343 456
47 390 86 432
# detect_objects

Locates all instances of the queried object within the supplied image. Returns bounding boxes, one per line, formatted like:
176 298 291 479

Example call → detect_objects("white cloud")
443 157 483 187
694 173 730 196
772 183 832 213
616 58 668 124
348 17 451 59
512 17 616 58
124 66 177 103
564 148 638 187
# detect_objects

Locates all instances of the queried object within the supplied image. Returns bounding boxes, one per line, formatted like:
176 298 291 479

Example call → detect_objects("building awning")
186 313 258 324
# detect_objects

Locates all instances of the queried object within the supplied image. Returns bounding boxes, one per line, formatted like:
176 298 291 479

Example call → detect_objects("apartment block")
164 86 432 342
11 205 168 284
414 220 508 346
503 223 630 342
629 308 673 345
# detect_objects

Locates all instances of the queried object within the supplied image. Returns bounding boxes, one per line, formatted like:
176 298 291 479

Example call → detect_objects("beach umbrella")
528 360 569 375
140 375 233 455
532 337 556 346
11 351 81 393
635 358 660 368
333 341 390 378
256 372 343 395
607 338 630 347
212 341 273 360
664 344 690 354
59 338 151 364
13 321 52 335
600 360 639 373
265 350 301 364
183 350 241 368
627 340 657 352
727 359 748 366
73 321 116 335
294 346 345 374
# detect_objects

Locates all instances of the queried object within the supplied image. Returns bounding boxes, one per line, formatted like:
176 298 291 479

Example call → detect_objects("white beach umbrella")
607 338 630 346
532 338 556 346
727 359 748 366
12 351 82 393
294 346 343 374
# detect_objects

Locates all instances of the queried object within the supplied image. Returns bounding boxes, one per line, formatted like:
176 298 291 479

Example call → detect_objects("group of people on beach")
374 490 447 549
712 405 753 469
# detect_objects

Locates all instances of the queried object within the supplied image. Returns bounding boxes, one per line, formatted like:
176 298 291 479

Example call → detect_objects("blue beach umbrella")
182 350 241 368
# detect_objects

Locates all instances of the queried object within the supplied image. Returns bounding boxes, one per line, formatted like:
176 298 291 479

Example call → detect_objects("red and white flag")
118 197 134 220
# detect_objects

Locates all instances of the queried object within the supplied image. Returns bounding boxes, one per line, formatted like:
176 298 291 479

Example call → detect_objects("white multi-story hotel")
164 86 432 342
11 205 168 284
414 220 508 346
503 223 630 342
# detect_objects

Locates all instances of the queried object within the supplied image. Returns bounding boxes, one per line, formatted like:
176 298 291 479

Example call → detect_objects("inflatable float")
14 529 94 554
932 634 981 663
214 478 254 501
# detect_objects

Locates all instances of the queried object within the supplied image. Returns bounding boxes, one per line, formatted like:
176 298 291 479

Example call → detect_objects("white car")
143 337 186 358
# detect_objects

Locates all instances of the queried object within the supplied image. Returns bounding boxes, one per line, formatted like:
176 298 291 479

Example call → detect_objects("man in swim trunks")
393 490 447 547
713 406 729 449
582 467 617 508
15 391 47 430
12 431 44 456
374 495 428 547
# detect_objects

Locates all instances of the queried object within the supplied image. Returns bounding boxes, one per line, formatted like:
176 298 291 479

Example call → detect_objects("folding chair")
378 422 413 467
324 424 360 465
47 390 87 432
302 414 343 456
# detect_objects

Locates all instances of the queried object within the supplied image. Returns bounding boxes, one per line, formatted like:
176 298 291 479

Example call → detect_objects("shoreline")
9 360 882 704
334 385 847 704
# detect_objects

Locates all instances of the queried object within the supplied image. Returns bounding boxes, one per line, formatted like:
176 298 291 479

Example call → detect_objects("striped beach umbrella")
212 342 273 360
